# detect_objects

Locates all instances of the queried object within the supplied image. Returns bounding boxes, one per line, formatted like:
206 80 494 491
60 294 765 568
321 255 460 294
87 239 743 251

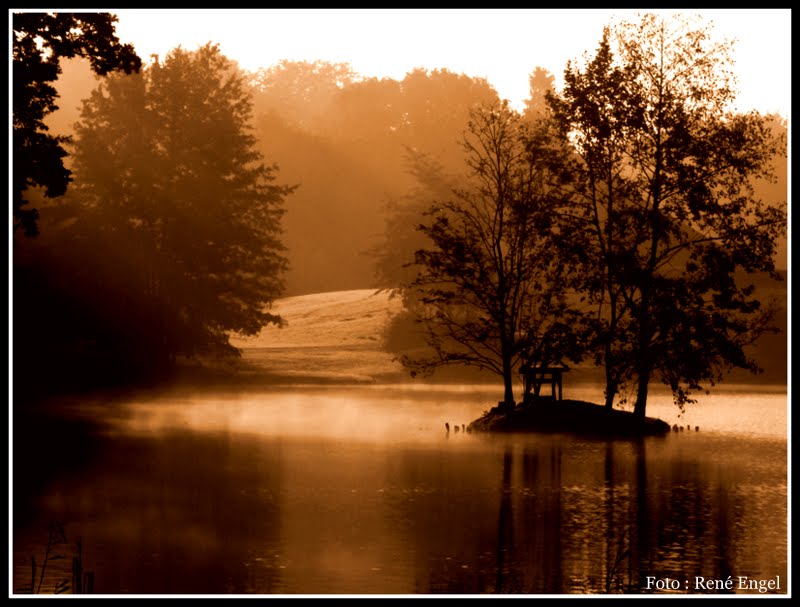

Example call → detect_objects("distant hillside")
229 289 407 383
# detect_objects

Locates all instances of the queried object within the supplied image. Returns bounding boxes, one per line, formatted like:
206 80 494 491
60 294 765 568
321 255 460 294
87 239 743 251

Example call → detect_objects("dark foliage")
13 44 293 393
548 15 787 414
13 12 141 237
404 102 588 405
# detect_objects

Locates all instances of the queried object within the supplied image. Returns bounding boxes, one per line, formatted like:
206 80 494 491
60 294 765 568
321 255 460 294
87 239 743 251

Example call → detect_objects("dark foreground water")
12 384 787 595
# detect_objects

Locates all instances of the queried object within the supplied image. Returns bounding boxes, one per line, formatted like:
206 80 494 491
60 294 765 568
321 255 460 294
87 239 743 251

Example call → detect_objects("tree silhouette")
405 102 585 406
547 30 643 410
12 12 141 237
549 14 786 415
65 43 295 367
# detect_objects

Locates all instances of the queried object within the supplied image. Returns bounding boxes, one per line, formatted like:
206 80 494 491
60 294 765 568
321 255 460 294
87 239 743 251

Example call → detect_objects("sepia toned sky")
110 8 791 118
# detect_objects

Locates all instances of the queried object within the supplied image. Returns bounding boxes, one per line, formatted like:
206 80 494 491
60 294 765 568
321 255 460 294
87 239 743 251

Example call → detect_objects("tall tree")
406 102 583 407
522 66 556 122
547 30 644 409
67 43 295 367
12 11 141 237
549 14 786 415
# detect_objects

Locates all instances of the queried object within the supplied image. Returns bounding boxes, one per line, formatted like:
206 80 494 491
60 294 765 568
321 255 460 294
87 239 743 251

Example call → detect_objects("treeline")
41 56 512 295
12 13 787 411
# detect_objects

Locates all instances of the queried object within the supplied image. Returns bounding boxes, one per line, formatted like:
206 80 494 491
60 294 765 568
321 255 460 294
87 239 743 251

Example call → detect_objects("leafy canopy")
12 12 141 237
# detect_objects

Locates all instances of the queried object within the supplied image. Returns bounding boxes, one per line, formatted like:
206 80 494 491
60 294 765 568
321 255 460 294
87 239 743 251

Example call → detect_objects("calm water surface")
12 383 787 595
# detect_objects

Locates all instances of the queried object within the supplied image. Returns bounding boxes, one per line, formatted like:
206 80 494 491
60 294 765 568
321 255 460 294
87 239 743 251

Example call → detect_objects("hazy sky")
109 8 791 118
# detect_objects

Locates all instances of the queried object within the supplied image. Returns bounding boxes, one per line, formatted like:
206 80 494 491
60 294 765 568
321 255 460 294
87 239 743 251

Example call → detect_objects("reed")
23 522 94 594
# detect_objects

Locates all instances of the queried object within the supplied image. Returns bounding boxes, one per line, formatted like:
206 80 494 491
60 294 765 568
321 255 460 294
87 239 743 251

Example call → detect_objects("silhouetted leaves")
12 11 141 237
68 43 294 363
548 14 787 414
14 43 294 388
404 102 588 404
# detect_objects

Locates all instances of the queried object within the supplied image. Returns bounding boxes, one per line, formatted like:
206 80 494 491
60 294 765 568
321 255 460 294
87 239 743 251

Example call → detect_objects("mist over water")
92 383 788 444
12 384 787 594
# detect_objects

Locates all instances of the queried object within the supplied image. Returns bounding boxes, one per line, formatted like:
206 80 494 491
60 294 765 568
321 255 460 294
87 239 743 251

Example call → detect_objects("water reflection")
466 436 786 594
12 387 787 595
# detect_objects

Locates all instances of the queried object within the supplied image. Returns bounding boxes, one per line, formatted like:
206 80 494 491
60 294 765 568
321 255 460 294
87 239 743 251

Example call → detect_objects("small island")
468 398 671 438
465 365 671 438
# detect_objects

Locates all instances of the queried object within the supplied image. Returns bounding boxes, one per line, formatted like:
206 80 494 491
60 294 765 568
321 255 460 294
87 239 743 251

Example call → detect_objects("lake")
12 382 788 595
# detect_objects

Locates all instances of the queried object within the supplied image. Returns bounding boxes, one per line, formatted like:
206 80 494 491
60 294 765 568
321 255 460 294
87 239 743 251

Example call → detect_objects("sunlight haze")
111 8 791 118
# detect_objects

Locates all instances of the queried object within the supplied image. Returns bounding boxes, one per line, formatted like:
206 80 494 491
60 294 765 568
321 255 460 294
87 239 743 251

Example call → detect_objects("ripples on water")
12 384 787 595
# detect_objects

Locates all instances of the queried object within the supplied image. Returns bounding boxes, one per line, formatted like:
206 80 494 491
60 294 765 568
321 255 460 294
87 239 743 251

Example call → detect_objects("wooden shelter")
521 364 570 402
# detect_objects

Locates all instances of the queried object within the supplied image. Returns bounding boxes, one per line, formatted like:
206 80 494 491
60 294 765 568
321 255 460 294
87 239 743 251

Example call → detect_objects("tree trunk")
604 341 617 409
604 373 618 410
502 350 515 409
634 365 649 418
605 160 618 413
633 307 650 417
502 371 515 409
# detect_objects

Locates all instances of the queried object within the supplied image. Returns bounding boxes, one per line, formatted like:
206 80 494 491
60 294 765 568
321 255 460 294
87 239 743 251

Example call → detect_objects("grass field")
229 289 408 383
